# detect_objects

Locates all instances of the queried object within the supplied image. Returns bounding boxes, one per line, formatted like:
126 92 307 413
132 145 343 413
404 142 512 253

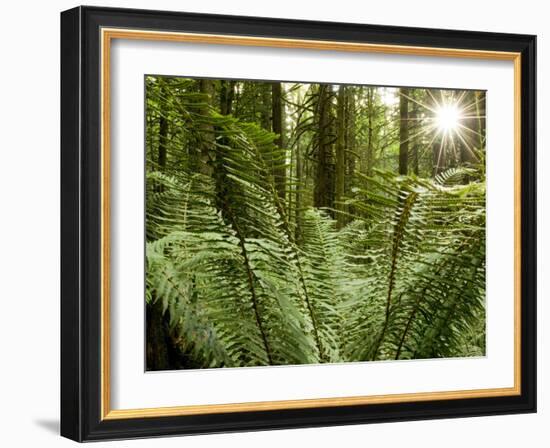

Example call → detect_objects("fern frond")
341 170 486 361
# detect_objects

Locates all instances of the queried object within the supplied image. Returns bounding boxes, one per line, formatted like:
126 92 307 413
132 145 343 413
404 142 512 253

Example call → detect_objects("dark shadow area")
33 419 59 435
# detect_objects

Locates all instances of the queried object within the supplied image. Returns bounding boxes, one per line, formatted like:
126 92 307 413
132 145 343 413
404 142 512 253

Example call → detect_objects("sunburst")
435 103 461 133
397 89 485 173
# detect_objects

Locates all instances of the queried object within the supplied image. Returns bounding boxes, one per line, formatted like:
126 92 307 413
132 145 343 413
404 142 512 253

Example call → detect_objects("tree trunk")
157 115 168 169
157 81 168 170
399 88 409 175
335 86 346 228
314 84 333 210
345 87 356 217
271 82 286 200
365 88 374 176
146 302 171 370
295 138 302 242
199 79 215 176
147 85 175 370
220 80 236 116
431 92 445 177
432 137 445 176
411 94 419 175
474 90 485 151
459 91 480 167
260 83 271 131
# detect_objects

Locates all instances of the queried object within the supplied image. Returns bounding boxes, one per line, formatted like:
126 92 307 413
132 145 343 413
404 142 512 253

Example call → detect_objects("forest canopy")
145 76 487 371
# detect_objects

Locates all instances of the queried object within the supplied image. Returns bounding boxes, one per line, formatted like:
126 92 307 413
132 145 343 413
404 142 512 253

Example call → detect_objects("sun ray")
435 132 447 173
459 100 483 114
417 131 440 162
398 91 439 114
456 122 485 139
426 89 443 110
454 128 480 160
396 123 435 147
385 88 485 175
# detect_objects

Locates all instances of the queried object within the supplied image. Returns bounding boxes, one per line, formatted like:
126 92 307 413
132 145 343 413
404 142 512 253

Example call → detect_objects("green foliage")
145 76 486 369
146 106 321 367
341 170 486 361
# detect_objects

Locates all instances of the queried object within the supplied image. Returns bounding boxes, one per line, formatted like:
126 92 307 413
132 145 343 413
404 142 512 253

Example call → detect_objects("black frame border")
61 6 536 442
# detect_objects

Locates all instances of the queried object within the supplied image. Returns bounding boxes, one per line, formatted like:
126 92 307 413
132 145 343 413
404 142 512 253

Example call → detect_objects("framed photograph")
60 6 536 442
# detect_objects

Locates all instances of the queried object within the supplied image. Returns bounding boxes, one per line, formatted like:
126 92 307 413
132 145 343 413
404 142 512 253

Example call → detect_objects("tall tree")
474 90 486 151
410 91 420 175
345 87 356 218
459 91 480 168
260 83 272 131
314 84 333 210
432 138 446 176
157 80 168 170
147 78 173 371
198 79 215 176
291 87 310 243
335 86 346 228
220 80 236 116
272 82 286 200
431 91 446 177
295 136 303 240
365 88 375 176
399 88 409 175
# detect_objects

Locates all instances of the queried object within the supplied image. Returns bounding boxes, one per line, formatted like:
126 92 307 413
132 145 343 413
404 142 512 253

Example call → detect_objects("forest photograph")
145 75 487 371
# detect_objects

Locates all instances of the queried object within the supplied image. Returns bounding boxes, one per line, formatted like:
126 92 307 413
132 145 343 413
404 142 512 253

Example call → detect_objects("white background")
0 0 546 447
111 39 515 409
